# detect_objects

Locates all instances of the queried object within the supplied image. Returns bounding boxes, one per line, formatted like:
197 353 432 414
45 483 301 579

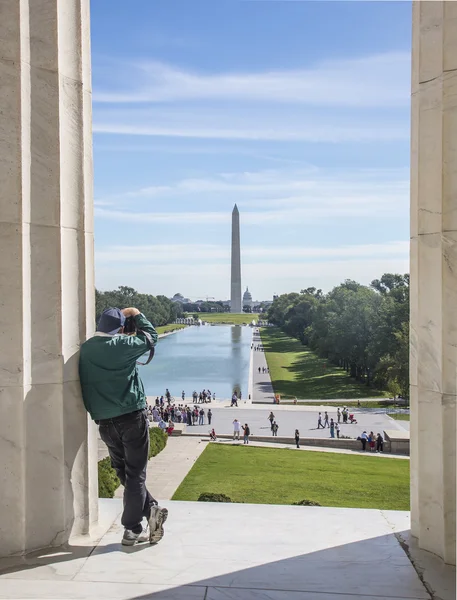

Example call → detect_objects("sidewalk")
212 438 409 459
114 435 206 501
251 329 275 403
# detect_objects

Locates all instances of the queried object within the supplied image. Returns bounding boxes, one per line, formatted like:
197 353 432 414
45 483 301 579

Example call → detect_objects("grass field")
261 328 389 400
173 444 410 510
198 313 259 325
388 413 410 421
156 324 188 335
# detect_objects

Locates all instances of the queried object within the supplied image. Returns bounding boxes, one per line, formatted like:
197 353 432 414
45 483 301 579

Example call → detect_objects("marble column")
410 0 457 565
231 204 242 313
0 0 97 556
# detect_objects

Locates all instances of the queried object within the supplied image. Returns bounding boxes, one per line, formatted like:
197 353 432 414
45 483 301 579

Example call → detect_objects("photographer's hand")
122 307 140 317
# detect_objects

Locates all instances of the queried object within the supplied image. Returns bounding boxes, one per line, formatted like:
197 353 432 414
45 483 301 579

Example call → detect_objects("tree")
268 272 410 396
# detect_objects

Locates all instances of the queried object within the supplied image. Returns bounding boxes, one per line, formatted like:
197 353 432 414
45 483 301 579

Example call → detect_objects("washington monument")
231 204 242 313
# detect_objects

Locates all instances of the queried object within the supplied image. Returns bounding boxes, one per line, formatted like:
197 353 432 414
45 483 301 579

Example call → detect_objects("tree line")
96 286 183 327
267 273 409 397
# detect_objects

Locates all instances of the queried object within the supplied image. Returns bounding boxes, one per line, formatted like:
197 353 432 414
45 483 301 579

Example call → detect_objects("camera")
123 316 137 334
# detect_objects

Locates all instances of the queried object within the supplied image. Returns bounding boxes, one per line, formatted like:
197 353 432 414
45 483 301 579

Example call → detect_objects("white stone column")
0 0 97 556
410 0 457 565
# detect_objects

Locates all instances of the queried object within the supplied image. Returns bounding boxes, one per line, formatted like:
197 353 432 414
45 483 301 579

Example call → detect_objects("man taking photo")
79 307 168 546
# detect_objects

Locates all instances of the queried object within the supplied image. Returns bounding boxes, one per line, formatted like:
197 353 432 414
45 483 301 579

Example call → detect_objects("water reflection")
141 325 252 400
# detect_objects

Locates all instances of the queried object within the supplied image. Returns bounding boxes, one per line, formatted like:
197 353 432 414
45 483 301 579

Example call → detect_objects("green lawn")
173 444 410 510
261 328 389 400
156 324 188 335
388 413 410 421
198 313 259 325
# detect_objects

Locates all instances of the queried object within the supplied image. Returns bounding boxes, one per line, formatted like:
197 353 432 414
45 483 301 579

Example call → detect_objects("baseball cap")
97 308 126 335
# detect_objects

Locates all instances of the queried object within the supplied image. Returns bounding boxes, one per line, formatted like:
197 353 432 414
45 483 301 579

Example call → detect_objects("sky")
91 0 411 302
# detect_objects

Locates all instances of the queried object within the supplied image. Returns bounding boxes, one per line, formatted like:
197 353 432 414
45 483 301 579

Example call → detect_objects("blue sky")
91 1 411 301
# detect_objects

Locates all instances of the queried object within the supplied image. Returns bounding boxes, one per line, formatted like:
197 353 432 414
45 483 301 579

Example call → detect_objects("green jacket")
79 313 158 421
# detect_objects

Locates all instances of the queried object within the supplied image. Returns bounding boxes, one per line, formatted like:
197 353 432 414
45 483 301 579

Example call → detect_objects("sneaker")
122 525 150 546
122 529 141 546
148 506 168 544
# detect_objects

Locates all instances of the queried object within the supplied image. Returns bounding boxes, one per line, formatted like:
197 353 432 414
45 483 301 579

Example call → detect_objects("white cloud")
96 241 408 264
95 257 410 300
93 111 408 142
94 167 409 223
93 52 410 107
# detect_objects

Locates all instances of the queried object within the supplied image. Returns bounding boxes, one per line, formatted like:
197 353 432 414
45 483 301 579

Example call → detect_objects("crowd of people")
147 397 213 435
258 366 270 374
186 389 216 403
149 395 387 455
359 431 384 452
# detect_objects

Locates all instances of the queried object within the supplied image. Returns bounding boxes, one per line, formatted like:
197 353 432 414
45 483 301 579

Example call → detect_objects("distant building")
243 287 253 308
171 293 190 304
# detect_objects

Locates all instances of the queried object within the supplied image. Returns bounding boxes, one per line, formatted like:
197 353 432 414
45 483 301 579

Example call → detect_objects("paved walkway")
114 435 206 501
251 329 275 403
2 500 447 600
212 438 409 459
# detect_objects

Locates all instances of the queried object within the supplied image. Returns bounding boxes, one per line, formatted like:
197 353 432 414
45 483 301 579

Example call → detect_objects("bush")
292 499 321 506
149 427 167 459
198 492 233 503
98 426 168 498
98 457 120 499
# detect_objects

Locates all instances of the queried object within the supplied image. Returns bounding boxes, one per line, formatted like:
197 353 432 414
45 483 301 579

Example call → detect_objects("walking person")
80 307 168 546
207 408 212 425
272 421 279 437
337 408 341 423
233 419 241 441
268 411 275 430
242 423 250 444
295 429 300 448
324 411 329 428
198 408 205 426
317 412 324 429
330 418 335 438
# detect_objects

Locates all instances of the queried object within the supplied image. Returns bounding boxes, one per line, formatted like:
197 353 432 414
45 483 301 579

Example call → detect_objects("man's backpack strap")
136 330 156 365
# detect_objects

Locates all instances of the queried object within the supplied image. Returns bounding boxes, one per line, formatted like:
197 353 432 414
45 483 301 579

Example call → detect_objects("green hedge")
198 492 233 503
148 427 167 459
98 426 168 498
98 457 121 498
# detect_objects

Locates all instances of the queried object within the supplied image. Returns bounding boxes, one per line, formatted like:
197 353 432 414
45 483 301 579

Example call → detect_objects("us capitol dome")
243 287 253 307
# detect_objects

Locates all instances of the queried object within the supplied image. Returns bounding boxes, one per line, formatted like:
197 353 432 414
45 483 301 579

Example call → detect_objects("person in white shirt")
233 419 241 440
360 431 368 451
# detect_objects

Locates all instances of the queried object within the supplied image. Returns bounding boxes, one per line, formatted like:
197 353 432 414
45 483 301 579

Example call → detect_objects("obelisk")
231 204 242 313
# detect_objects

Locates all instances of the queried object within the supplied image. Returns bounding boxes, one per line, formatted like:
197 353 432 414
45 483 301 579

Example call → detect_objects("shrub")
292 499 321 506
98 457 120 499
98 426 167 498
198 492 233 503
149 427 167 459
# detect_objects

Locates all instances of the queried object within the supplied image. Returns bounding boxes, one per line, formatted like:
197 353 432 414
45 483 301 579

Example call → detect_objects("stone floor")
0 499 454 600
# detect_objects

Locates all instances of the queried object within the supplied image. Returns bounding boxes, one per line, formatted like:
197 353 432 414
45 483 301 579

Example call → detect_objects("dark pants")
98 409 156 533
361 439 367 451
208 416 212 424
